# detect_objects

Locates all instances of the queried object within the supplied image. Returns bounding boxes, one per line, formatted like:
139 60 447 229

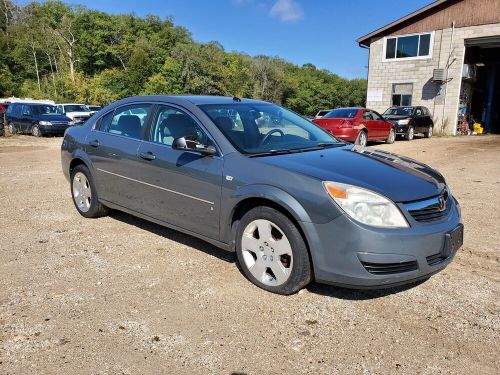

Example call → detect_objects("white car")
57 103 91 124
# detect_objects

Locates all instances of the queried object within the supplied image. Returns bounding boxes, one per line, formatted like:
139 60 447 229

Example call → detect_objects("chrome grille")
405 190 449 223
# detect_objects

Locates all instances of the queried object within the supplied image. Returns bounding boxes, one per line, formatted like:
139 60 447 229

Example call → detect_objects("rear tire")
355 130 368 147
386 128 396 144
235 206 312 295
424 126 433 138
404 126 414 141
8 122 16 135
70 164 108 218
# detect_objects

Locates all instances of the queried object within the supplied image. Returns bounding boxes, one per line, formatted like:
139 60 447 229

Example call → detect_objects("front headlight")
39 121 52 126
398 119 410 125
323 181 409 228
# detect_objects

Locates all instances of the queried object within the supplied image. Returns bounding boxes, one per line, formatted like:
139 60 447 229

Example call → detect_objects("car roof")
111 95 269 106
60 103 86 106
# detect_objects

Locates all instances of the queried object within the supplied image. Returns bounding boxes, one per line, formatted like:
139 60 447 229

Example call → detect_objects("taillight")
340 120 353 128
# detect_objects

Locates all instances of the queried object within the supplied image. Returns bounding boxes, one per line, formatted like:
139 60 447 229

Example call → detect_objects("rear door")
136 103 223 240
86 103 153 212
362 110 376 138
414 107 425 132
20 104 33 132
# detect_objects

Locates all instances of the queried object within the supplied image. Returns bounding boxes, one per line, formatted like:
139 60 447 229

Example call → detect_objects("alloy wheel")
388 129 395 143
359 131 367 147
408 127 414 140
428 127 433 138
8 123 15 134
241 219 293 286
72 172 92 213
32 125 40 137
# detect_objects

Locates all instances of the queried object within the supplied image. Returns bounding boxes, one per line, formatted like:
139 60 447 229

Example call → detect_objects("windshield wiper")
248 143 342 157
248 149 299 157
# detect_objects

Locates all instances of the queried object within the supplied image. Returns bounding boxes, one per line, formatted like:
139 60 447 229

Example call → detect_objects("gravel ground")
0 134 499 374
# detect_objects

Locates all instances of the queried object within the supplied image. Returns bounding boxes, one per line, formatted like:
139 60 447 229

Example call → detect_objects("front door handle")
139 151 156 161
89 140 99 148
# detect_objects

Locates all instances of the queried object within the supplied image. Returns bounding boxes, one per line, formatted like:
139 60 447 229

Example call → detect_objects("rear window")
323 108 358 119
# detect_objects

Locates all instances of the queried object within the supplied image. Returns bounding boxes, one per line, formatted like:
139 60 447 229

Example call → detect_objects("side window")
371 111 383 120
97 111 114 131
104 103 152 139
150 105 210 147
415 108 423 116
22 105 32 115
363 111 372 120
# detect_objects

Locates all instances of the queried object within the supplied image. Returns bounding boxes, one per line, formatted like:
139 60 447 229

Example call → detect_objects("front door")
86 103 153 213
371 110 389 138
136 104 223 240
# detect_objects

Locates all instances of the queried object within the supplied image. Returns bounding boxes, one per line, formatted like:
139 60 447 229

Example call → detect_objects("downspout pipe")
442 20 456 134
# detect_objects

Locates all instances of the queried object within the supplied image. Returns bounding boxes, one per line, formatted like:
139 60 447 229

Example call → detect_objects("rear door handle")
89 140 99 148
139 151 156 161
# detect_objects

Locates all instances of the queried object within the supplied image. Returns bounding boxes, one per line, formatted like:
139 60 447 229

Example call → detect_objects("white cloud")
269 0 303 22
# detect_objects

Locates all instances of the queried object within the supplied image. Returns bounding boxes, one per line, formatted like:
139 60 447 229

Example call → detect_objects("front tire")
386 128 396 144
424 126 433 138
235 206 312 295
70 164 108 218
404 126 414 141
31 124 41 137
355 130 368 147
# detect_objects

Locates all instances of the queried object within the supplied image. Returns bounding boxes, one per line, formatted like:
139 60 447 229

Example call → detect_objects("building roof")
357 0 461 47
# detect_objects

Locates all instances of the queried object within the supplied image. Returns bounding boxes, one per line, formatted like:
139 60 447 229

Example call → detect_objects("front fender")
220 183 314 247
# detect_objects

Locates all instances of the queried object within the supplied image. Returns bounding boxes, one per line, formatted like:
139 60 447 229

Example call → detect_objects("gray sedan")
61 96 463 295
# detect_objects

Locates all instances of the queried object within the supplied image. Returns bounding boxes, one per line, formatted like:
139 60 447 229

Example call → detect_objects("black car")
383 106 434 140
6 102 72 136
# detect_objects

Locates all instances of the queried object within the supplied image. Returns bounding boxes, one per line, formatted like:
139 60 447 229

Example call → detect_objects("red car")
313 107 396 146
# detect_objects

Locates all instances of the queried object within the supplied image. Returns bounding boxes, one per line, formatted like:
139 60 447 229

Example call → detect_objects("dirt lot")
0 134 499 374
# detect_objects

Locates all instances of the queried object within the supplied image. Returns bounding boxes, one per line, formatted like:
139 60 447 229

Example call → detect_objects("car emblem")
438 196 446 211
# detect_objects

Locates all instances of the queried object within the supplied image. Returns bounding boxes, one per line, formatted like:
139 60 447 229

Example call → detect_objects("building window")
392 83 413 106
385 33 432 60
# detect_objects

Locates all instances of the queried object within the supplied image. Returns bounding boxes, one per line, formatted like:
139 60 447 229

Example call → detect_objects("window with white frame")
392 83 413 106
385 33 432 60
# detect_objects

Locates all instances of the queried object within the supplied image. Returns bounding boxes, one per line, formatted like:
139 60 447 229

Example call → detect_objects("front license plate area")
442 224 464 258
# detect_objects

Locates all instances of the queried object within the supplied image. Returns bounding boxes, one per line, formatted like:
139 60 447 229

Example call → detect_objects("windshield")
32 105 60 115
64 104 89 112
200 103 340 155
383 107 414 116
323 108 358 119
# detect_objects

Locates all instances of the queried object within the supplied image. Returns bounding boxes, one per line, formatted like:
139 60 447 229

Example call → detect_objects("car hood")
384 115 411 121
256 144 445 202
34 115 72 122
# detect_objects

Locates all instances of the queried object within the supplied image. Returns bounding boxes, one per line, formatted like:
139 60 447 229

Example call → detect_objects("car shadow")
306 278 428 300
109 210 236 264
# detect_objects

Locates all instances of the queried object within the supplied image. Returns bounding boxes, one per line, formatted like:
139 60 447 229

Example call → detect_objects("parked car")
87 105 102 115
383 106 434 140
6 102 72 136
313 107 395 146
57 103 92 124
62 96 462 295
0 103 7 136
314 109 332 119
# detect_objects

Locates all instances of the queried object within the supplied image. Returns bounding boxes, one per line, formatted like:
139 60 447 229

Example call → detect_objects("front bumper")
393 122 409 135
302 197 462 289
40 124 70 135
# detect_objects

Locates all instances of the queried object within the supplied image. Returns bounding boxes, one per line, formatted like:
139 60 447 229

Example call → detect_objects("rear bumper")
302 198 462 289
328 127 358 142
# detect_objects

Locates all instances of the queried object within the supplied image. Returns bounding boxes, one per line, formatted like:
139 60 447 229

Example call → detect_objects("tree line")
0 0 367 116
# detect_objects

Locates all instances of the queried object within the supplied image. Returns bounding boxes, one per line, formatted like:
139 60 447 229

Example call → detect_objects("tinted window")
64 104 89 112
323 108 358 119
386 38 396 59
105 103 152 139
415 108 423 116
371 111 383 120
150 105 210 147
396 35 419 58
363 111 372 120
200 103 338 154
31 105 59 115
419 34 431 56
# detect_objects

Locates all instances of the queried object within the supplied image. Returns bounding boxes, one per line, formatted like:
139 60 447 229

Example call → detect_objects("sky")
55 0 433 79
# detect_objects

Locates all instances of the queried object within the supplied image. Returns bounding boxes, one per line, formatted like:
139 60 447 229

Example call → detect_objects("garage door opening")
461 38 500 134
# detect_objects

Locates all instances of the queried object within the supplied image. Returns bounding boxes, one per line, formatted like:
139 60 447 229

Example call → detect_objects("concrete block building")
357 0 500 135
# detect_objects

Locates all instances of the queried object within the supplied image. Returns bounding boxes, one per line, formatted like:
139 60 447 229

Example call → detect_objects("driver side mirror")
172 136 216 156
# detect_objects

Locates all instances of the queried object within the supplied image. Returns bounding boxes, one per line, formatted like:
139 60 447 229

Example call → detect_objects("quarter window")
104 104 152 139
385 33 432 60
